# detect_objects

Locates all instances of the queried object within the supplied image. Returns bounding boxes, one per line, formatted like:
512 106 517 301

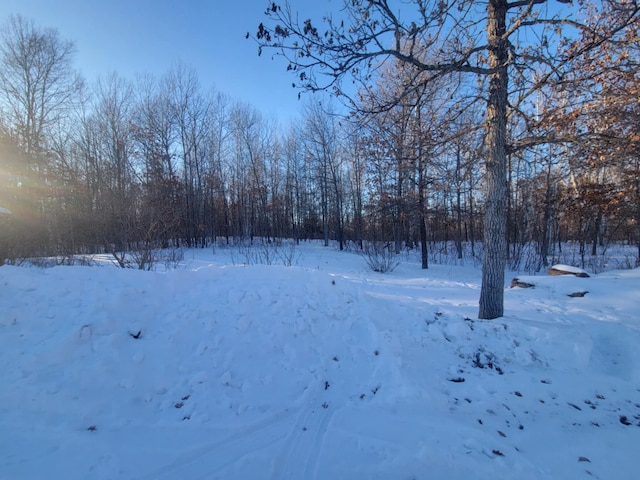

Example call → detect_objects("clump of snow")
1 243 639 480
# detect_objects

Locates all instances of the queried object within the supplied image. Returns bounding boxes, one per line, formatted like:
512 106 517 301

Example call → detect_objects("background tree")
0 14 82 163
165 63 214 248
91 72 136 262
303 100 346 249
252 0 639 319
2 11 639 274
131 74 182 250
546 2 640 265
0 14 83 259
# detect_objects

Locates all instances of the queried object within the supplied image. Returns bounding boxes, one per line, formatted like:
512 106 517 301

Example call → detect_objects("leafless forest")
1 2 638 296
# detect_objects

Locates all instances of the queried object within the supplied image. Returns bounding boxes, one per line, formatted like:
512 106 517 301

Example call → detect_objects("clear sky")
0 0 336 124
0 0 577 125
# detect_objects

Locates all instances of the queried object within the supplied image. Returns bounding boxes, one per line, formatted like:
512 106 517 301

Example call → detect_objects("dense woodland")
0 2 639 292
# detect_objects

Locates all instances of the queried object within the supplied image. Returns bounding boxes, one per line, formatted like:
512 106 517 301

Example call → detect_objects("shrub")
362 241 399 273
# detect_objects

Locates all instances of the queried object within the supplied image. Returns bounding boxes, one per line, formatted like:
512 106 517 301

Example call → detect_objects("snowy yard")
1 242 639 479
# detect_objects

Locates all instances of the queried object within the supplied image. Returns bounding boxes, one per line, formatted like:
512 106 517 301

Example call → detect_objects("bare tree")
0 15 84 259
165 63 214 247
203 91 232 244
303 100 346 249
343 123 366 249
354 56 462 265
229 102 275 242
131 73 181 247
252 0 639 319
0 14 82 163
91 72 136 260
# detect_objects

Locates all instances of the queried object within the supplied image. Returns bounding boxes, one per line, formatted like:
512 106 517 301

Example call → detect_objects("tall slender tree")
0 14 83 257
0 14 82 163
303 100 345 249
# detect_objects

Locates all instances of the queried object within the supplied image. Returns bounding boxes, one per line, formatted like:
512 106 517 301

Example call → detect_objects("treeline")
0 11 638 271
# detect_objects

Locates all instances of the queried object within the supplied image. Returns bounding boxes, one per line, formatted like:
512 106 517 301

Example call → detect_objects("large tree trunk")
479 0 508 319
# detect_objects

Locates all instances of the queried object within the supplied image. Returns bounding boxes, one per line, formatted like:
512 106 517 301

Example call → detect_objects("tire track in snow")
133 408 297 480
302 406 336 480
137 268 372 480
272 404 337 480
269 274 357 480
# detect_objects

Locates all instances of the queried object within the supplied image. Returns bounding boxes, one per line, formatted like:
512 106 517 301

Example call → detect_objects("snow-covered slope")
1 244 639 479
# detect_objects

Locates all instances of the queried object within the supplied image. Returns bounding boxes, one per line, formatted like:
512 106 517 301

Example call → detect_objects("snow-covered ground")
1 242 639 480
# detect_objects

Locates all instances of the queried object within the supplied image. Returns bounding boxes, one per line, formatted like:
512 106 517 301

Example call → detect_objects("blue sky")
0 0 578 125
0 0 336 123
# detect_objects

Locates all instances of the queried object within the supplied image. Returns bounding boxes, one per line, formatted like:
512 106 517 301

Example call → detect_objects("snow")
0 206 12 215
1 242 639 480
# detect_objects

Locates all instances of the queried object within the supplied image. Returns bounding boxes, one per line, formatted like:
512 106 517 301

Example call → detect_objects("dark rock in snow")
567 291 588 298
510 278 535 288
620 415 632 426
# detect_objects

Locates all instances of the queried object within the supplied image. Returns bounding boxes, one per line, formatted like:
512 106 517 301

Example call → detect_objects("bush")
230 238 299 267
362 241 399 273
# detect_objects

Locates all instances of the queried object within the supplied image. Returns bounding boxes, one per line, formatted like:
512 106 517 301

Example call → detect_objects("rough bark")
479 0 508 319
